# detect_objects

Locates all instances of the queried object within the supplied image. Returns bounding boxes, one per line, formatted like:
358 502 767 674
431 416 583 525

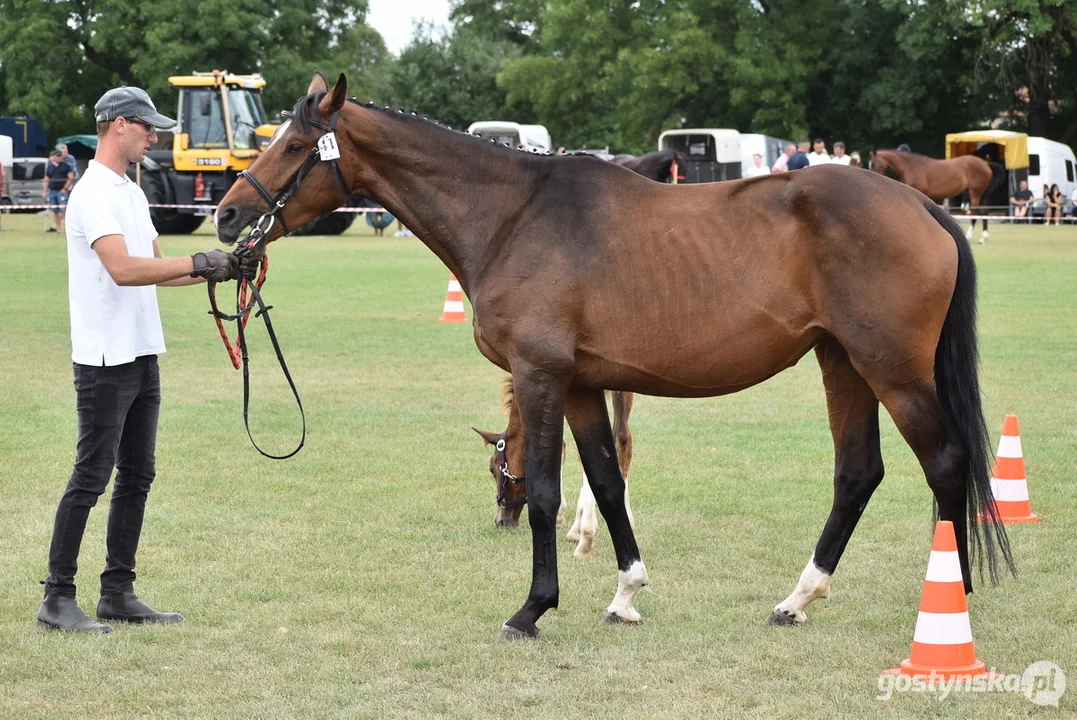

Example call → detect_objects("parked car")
6 157 49 211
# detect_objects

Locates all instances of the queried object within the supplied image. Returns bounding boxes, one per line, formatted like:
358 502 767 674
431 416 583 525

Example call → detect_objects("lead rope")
207 241 305 459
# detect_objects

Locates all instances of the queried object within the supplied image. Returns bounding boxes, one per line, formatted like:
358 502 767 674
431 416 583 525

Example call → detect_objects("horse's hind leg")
770 338 884 625
568 390 635 557
613 391 636 530
564 389 648 624
875 383 974 592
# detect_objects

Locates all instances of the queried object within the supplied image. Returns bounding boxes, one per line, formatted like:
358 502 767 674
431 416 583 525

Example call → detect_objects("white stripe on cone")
996 434 1022 458
443 301 465 313
448 279 462 292
912 611 974 645
924 550 964 583
989 477 1030 502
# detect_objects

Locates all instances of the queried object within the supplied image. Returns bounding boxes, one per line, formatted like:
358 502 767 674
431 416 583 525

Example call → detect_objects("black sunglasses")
123 117 155 130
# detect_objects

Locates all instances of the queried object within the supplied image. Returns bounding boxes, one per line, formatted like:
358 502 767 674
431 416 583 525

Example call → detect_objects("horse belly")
574 304 823 398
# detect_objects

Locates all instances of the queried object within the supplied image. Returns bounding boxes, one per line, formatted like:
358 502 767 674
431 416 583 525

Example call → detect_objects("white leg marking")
772 555 832 624
979 229 988 244
574 470 598 558
624 481 635 532
556 459 566 528
605 560 649 623
566 470 585 542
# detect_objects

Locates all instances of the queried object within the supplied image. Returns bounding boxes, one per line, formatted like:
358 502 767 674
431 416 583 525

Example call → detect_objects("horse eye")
287 144 303 154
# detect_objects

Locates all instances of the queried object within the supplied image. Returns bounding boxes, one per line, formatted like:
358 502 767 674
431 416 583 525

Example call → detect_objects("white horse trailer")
658 129 742 183
467 121 551 153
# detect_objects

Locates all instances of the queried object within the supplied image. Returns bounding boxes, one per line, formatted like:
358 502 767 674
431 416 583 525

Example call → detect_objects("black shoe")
97 591 184 625
37 594 113 634
46 227 58 233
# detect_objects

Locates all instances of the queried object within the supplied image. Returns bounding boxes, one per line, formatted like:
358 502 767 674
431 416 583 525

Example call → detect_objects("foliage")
0 0 375 138
1 0 1074 154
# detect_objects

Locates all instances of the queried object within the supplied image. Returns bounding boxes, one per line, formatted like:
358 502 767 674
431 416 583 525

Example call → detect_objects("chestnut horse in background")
870 149 1006 244
474 376 634 559
216 72 1014 641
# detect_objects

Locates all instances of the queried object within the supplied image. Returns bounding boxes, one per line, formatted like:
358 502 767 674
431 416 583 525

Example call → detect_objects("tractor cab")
169 71 276 172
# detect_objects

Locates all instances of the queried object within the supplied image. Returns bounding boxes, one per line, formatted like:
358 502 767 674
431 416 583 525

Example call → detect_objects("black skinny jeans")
45 355 161 598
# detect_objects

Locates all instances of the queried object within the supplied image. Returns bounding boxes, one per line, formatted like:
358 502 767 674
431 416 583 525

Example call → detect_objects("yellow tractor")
139 70 356 235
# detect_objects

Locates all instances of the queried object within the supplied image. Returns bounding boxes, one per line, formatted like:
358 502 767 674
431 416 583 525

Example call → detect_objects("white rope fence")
6 203 1075 223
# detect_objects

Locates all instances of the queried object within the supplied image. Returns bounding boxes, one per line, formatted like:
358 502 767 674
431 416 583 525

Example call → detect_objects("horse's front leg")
498 366 569 641
564 389 649 625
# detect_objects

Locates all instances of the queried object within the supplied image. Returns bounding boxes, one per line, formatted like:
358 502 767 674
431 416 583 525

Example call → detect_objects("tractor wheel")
142 171 205 235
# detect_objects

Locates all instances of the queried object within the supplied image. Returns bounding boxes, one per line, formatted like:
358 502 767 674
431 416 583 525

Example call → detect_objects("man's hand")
190 249 240 282
238 254 260 282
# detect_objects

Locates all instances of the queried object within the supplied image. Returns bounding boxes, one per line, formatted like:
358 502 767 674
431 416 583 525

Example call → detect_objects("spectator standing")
807 138 830 166
787 140 810 171
1009 180 1033 220
44 150 75 233
830 142 852 166
57 143 79 179
772 144 795 172
849 151 862 168
744 153 771 178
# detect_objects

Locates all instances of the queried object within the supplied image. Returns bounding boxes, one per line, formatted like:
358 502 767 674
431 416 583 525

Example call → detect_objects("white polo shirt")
66 160 165 366
807 151 831 166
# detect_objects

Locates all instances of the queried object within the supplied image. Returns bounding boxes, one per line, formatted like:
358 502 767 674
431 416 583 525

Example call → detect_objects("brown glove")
190 249 240 282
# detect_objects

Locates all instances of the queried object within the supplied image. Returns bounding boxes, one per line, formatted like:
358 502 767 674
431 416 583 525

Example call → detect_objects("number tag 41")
317 132 341 161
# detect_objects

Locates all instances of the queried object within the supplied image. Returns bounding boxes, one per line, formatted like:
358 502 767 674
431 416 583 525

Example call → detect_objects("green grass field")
0 212 1074 718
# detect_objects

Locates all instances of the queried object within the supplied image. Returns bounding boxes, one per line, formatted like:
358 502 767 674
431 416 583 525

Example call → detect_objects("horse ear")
472 427 501 447
319 73 348 117
307 71 329 96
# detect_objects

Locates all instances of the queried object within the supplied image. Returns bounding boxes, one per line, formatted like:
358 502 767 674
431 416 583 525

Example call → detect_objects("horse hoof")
767 609 802 626
498 623 538 641
600 612 641 626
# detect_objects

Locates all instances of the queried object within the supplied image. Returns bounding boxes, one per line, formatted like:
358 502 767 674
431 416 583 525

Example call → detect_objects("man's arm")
153 239 205 286
94 234 195 286
62 170 75 192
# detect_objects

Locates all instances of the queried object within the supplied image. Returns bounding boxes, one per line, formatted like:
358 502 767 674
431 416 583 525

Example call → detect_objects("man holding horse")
37 86 248 634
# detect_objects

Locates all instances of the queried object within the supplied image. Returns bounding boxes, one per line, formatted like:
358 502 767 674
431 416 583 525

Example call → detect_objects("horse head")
869 150 889 174
216 71 355 250
473 426 527 528
472 376 527 527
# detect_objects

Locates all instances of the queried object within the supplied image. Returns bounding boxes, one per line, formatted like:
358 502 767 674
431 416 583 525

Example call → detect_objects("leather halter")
236 109 350 241
494 432 527 509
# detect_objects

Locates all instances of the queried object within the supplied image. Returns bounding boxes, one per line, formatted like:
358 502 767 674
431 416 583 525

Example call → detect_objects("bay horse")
215 72 1014 641
610 150 682 183
474 376 634 559
869 149 1006 244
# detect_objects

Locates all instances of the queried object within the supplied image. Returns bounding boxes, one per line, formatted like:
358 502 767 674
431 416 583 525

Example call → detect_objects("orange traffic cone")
439 273 467 323
980 415 1037 524
884 521 998 680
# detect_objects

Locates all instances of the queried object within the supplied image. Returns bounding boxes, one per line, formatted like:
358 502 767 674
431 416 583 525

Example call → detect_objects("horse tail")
611 391 629 443
924 200 1016 585
984 161 1007 205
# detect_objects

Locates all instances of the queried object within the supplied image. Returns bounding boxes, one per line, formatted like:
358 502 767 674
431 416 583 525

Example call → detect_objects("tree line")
1 0 1074 156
